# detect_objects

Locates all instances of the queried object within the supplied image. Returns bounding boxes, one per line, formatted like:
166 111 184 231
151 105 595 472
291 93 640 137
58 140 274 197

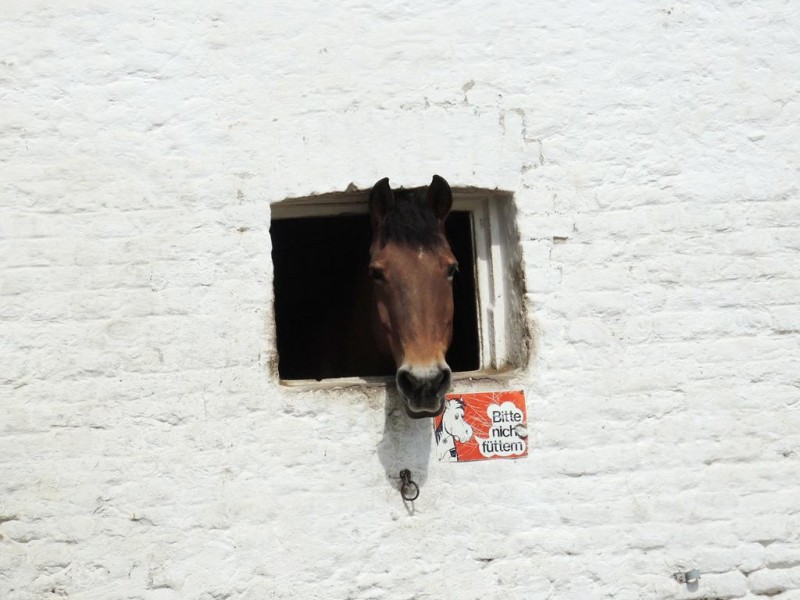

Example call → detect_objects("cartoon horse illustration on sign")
434 398 474 461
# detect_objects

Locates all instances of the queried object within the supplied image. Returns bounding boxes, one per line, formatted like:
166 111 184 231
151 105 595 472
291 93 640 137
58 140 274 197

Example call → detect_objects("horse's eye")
447 264 459 280
369 267 385 282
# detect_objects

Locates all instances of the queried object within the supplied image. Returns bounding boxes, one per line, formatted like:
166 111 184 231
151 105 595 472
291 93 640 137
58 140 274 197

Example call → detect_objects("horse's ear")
369 177 394 231
426 174 452 222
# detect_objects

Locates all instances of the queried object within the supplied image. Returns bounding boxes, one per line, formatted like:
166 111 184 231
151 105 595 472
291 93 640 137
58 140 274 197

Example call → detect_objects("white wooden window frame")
270 188 526 386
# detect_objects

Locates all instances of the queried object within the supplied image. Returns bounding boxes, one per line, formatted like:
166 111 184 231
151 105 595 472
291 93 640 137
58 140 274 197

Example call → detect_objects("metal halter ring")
399 469 419 502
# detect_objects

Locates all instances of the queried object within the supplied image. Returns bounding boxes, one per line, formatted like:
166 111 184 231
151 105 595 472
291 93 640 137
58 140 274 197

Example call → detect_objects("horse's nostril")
396 369 419 396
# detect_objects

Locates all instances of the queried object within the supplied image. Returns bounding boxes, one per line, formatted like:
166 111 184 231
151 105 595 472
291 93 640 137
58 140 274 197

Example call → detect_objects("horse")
434 398 474 461
368 175 459 418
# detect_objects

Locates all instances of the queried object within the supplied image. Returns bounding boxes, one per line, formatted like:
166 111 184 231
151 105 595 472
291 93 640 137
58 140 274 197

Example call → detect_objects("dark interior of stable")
271 211 480 380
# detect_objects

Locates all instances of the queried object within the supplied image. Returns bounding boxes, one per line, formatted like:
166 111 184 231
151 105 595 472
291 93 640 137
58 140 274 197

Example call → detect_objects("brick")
766 545 800 570
749 567 800 596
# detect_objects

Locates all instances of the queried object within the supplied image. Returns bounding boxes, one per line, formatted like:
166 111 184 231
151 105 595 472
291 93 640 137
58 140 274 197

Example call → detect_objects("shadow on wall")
377 383 432 493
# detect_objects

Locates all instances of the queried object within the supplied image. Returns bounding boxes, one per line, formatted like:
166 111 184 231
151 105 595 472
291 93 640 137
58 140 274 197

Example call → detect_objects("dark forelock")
377 189 444 249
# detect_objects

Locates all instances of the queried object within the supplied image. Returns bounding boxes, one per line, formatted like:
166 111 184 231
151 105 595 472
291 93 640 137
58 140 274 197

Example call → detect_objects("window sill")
276 368 521 391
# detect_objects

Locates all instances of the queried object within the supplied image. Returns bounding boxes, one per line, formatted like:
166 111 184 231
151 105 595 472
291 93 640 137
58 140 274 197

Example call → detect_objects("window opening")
270 187 527 384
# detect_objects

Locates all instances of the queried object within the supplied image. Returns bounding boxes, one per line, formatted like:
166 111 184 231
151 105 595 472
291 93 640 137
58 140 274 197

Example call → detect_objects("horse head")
369 175 457 418
442 398 473 442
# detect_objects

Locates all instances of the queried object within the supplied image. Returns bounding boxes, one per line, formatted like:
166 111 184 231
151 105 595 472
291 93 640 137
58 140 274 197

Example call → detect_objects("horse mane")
434 419 443 443
377 189 444 249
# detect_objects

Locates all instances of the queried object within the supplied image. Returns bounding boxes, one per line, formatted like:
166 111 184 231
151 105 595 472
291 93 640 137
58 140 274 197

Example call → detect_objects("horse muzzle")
395 364 452 419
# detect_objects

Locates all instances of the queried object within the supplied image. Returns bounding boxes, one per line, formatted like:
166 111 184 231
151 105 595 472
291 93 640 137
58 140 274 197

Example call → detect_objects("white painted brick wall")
2 1 799 599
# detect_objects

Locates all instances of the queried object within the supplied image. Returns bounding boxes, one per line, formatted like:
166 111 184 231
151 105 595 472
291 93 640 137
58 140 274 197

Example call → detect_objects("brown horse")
368 175 458 418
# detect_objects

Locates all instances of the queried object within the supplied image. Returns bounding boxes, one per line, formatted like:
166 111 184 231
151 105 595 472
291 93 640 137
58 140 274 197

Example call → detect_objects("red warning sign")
433 390 528 462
